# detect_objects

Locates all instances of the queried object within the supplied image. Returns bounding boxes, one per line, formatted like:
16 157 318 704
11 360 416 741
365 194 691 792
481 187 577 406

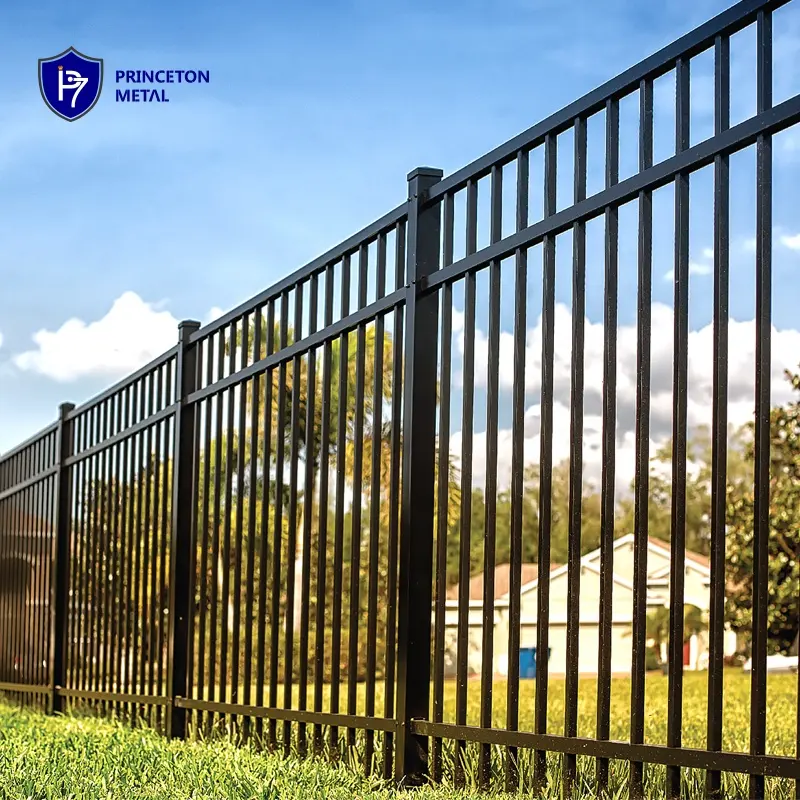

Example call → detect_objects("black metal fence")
2 0 800 795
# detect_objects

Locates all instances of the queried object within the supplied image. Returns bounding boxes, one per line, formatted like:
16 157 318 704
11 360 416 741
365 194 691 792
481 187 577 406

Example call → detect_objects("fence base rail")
0 682 48 695
411 721 800 780
54 687 171 706
174 697 398 733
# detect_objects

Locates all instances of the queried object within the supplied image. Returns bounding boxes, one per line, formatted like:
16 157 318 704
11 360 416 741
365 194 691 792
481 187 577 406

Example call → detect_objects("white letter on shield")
58 68 89 109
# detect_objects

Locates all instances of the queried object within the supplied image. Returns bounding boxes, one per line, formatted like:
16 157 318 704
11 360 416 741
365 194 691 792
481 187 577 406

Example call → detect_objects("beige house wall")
433 535 738 679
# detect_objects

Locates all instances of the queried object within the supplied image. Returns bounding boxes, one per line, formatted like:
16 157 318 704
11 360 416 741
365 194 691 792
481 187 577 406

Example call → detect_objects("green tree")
615 431 710 556
725 367 800 655
642 603 707 664
191 316 464 685
443 460 606 590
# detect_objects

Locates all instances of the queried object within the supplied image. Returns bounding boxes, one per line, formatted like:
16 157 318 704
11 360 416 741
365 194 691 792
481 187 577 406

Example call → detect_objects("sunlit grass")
189 669 797 754
0 670 797 798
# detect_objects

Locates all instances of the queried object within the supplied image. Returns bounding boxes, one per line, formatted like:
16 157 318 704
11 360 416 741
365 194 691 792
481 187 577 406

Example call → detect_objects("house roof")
645 535 710 572
584 533 709 575
445 562 545 602
452 534 712 608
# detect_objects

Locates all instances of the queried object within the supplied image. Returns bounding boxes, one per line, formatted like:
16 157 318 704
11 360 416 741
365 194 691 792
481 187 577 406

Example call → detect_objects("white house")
435 534 738 677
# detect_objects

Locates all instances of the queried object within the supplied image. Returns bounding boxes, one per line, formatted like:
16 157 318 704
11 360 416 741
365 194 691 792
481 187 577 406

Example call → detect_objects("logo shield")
39 47 103 121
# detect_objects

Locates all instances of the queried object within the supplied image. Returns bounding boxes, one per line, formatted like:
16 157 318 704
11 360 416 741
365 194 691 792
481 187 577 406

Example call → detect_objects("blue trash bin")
519 647 551 679
520 647 536 678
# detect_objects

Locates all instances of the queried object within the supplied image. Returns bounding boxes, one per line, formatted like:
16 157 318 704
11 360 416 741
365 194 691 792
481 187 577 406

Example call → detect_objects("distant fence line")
2 1 800 796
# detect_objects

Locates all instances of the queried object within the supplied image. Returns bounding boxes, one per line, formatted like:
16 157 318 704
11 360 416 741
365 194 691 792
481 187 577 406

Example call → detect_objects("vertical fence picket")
534 131 558 794
382 220 406 781
630 74 654 800
166 320 201 739
564 114 587 797
750 10 773 800
666 54 691 800
706 31 731 800
50 402 75 714
597 96 620 795
504 146 528 793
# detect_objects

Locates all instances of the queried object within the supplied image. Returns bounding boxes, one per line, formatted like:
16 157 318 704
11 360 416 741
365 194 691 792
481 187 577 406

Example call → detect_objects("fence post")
166 319 201 739
50 401 75 714
394 166 443 785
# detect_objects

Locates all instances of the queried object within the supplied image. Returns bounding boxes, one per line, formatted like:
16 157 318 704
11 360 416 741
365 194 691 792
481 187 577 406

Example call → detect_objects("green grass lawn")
0 704 470 800
190 669 798 755
0 670 798 798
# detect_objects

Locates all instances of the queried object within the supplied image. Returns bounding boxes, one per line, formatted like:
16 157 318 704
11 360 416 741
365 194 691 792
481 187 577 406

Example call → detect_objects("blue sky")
2 0 800 493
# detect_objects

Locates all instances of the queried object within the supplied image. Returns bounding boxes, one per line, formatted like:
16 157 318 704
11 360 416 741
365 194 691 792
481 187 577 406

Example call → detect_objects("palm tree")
643 603 707 665
192 315 462 683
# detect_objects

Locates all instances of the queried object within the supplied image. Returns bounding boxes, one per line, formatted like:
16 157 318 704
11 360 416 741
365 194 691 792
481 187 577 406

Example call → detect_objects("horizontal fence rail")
2 0 800 795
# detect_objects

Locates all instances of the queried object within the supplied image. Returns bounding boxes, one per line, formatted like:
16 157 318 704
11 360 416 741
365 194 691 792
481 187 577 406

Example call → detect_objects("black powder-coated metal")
298 276 318 757
629 74 654 800
394 167 442 786
166 321 200 738
431 193 454 784
51 402 75 713
313 270 333 757
412 720 800 780
534 131 557 793
364 239 386 774
346 247 368 753
329 256 350 760
255 303 275 744
382 221 405 780
706 32 731 800
666 54 691 800
477 163 503 791
283 289 303 756
504 147 528 793
596 96 620 794
454 177 477 790
564 114 587 797
750 10 773 800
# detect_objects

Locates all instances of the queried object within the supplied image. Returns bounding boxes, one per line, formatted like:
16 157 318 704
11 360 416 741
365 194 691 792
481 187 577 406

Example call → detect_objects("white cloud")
663 260 713 282
12 292 220 383
731 232 800 254
688 260 712 276
779 233 800 251
0 330 3 350
448 302 800 496
702 247 714 260
203 306 225 326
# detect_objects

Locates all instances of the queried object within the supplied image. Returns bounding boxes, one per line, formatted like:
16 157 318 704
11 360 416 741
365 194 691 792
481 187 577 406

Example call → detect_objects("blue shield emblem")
39 47 103 121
